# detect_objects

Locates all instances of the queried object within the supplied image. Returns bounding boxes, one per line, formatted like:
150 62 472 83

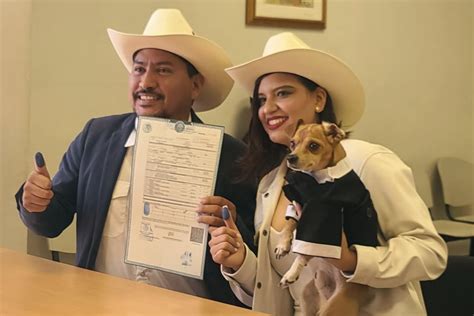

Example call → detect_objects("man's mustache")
133 88 165 100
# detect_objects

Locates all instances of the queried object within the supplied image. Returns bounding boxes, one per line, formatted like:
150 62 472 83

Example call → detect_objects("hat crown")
143 9 194 36
262 32 310 56
225 31 365 127
107 8 233 112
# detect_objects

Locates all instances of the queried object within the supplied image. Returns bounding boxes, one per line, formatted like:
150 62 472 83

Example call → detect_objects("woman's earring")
315 107 321 113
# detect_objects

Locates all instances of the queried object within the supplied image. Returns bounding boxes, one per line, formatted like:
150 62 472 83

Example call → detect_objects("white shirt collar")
311 157 352 184
124 114 192 148
124 117 138 148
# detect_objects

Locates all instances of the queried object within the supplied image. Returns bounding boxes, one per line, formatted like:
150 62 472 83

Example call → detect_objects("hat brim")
108 29 233 112
226 49 365 128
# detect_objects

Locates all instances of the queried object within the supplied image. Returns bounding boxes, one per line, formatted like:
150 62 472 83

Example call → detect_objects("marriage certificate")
125 117 224 279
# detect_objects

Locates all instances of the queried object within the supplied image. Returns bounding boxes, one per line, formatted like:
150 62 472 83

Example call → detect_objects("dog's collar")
311 157 352 183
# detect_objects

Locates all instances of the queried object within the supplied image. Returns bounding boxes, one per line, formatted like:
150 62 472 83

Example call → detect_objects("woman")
202 32 447 315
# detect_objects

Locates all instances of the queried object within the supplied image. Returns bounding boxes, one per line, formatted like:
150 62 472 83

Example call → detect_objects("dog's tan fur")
276 122 369 316
287 122 346 172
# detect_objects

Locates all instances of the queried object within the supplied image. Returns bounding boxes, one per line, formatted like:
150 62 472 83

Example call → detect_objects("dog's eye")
289 140 295 150
308 142 320 152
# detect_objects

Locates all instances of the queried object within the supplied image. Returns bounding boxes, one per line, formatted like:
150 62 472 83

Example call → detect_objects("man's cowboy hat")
225 32 365 128
107 9 233 112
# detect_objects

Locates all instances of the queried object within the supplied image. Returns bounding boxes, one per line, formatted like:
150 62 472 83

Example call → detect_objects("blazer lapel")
260 161 287 232
94 115 136 232
190 109 203 123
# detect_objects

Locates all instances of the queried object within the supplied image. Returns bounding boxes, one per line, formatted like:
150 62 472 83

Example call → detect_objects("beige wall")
1 0 472 253
1 0 32 251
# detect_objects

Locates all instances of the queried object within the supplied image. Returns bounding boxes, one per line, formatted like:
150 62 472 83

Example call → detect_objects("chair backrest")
437 157 473 207
421 255 474 316
413 169 434 210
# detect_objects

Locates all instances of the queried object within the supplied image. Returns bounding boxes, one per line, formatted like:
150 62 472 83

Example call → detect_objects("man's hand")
22 152 54 212
208 206 246 271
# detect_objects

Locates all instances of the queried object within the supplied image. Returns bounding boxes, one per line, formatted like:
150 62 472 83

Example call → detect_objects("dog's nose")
287 154 298 165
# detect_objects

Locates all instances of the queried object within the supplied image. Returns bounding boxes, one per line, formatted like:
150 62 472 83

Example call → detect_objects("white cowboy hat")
225 32 365 128
107 9 233 112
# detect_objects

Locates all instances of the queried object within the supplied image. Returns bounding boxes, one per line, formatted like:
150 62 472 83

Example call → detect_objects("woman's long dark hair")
237 73 337 184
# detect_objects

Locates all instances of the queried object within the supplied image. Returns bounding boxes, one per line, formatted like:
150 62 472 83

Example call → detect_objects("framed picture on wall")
246 0 326 29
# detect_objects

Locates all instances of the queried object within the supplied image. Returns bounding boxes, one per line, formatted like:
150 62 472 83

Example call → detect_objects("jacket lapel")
93 115 136 236
255 161 287 243
190 109 203 123
263 162 287 223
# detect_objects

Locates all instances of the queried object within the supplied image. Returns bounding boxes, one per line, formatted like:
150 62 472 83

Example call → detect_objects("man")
15 9 256 307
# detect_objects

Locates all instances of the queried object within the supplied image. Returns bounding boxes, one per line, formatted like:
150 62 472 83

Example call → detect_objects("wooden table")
0 248 267 315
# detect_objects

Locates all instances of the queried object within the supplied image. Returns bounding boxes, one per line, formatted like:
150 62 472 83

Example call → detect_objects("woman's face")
257 73 326 147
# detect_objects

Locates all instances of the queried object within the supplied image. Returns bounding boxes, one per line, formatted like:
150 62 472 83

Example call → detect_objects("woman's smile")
266 116 288 130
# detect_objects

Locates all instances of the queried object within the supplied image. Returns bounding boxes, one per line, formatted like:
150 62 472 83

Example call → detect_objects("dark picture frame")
246 0 326 29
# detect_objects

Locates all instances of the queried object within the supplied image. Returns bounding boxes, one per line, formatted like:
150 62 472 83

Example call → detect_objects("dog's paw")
279 271 299 288
274 242 291 259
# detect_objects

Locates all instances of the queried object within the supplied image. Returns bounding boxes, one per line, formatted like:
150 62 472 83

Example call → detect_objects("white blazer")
223 139 448 316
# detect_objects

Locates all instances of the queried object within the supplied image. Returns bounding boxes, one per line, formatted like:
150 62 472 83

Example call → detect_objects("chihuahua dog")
275 121 378 316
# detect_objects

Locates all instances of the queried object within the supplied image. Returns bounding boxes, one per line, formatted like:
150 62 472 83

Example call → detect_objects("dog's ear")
322 121 346 145
291 119 305 137
296 119 304 129
295 119 305 134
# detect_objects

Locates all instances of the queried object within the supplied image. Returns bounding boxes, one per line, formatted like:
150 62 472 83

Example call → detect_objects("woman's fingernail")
221 205 230 220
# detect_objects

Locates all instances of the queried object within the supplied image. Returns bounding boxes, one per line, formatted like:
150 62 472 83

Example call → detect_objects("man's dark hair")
177 55 199 77
132 49 199 77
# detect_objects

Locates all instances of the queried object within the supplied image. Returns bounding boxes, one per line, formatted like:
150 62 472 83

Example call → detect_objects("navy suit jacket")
16 111 256 307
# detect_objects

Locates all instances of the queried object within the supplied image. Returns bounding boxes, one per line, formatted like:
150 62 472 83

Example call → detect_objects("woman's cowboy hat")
225 32 365 127
107 9 233 112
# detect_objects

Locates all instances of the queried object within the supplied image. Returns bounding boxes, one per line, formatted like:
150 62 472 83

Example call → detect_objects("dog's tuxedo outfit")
283 158 379 258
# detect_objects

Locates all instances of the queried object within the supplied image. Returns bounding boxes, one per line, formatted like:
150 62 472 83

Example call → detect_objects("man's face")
128 48 203 120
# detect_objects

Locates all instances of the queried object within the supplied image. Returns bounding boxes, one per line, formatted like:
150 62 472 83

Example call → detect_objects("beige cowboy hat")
225 32 365 128
107 9 233 112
